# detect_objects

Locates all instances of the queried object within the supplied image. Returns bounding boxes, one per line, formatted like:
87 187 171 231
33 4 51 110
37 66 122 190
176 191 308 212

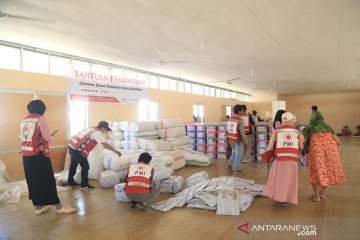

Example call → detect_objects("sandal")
308 195 320 202
34 206 51 215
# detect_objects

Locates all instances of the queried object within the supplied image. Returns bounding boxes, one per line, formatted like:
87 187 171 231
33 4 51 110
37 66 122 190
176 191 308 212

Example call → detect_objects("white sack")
111 131 124 141
138 139 172 151
103 152 141 171
156 119 183 129
120 140 139 150
157 127 186 138
165 136 190 146
88 144 105 180
99 170 120 188
120 121 157 133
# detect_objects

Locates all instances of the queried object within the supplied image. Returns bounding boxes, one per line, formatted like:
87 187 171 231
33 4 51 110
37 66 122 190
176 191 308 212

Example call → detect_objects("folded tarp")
182 148 212 166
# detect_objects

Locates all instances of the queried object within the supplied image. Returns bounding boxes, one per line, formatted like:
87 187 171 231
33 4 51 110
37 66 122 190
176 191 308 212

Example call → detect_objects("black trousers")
67 147 89 187
23 153 60 206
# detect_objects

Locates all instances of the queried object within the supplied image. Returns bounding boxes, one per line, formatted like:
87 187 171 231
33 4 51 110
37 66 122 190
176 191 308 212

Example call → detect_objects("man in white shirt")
67 121 121 189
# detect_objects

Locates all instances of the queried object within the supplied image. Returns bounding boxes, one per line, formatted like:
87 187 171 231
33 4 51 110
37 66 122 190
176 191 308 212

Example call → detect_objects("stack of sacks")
120 140 139 150
156 119 189 150
88 144 105 180
110 121 124 149
186 171 209 187
120 121 158 133
182 148 212 166
120 121 158 150
114 183 129 202
149 157 174 185
159 176 184 193
103 149 141 172
138 139 172 151
159 150 186 171
165 136 190 149
99 170 120 188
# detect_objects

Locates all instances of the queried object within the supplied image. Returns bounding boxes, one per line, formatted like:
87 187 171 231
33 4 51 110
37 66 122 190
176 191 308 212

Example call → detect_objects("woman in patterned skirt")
303 110 345 202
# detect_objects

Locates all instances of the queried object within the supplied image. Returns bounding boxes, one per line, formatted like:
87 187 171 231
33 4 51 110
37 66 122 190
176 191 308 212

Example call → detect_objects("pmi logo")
238 222 250 234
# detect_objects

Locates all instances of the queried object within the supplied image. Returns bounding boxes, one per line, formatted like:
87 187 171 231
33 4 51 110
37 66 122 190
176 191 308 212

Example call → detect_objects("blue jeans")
227 142 242 171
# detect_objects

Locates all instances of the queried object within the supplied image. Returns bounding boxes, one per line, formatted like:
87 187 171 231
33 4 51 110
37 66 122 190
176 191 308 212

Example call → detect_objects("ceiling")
0 0 360 95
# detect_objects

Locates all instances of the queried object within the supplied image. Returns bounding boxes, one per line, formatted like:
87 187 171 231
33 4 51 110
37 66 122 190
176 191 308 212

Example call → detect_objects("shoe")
225 165 233 173
130 202 137 208
80 184 95 189
56 206 77 214
68 183 80 188
242 158 249 163
308 195 320 202
234 169 244 175
280 202 289 207
136 202 148 211
34 206 51 215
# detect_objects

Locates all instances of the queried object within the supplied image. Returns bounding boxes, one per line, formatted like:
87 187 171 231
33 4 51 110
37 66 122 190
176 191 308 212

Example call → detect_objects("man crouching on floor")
125 152 156 210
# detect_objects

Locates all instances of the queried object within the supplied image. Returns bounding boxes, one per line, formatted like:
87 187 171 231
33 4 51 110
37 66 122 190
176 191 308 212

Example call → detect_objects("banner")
68 78 148 104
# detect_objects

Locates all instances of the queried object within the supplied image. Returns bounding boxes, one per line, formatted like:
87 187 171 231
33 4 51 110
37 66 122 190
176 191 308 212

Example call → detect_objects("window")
23 50 49 74
159 77 169 90
168 79 177 91
204 86 209 96
226 105 232 116
192 84 199 95
111 67 124 79
92 63 110 76
210 87 215 97
138 99 159 121
124 69 137 82
0 45 20 70
69 101 88 137
73 60 91 75
185 82 192 93
50 56 71 76
149 75 159 89
178 80 185 92
216 88 221 98
198 85 204 95
137 72 149 87
193 103 205 122
231 92 237 99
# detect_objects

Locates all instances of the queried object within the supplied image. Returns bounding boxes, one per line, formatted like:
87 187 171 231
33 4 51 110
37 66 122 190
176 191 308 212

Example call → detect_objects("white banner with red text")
68 78 148 104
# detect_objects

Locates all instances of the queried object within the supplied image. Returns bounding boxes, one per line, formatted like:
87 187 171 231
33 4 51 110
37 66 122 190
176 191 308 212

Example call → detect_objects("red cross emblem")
138 166 143 171
285 134 292 141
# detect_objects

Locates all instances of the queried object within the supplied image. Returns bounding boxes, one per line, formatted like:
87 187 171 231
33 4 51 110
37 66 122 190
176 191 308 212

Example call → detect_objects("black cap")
97 121 111 131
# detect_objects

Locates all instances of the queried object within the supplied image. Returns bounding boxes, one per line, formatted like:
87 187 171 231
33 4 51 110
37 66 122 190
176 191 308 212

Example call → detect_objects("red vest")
274 125 301 162
125 163 153 193
240 114 251 134
19 113 50 158
227 115 243 143
68 127 99 157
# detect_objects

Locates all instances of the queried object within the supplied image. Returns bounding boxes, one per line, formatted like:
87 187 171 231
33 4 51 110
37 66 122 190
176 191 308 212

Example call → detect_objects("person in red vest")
240 105 255 163
20 100 76 215
125 152 156 210
226 104 248 174
68 121 121 189
263 112 304 206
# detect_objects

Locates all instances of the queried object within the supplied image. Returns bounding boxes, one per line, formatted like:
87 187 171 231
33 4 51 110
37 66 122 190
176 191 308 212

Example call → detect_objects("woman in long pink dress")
263 112 304 206
303 110 345 202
